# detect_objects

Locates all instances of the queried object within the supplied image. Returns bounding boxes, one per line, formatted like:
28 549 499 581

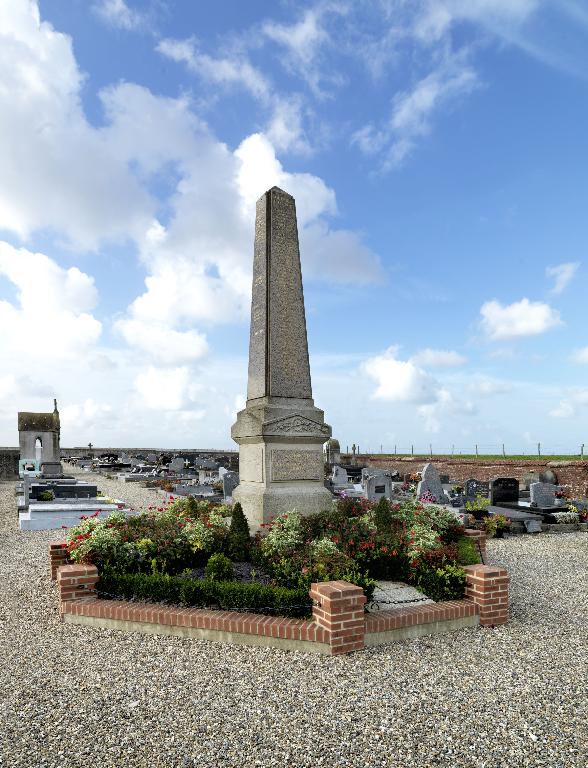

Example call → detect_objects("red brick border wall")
49 541 69 580
365 600 478 633
52 542 509 653
463 564 509 626
311 581 366 654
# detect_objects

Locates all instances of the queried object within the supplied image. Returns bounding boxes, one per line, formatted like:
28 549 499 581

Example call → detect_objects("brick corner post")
310 580 366 655
463 564 509 627
464 528 487 561
48 541 69 580
56 564 99 614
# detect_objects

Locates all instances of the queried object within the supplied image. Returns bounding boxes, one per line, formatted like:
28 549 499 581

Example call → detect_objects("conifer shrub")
228 502 251 561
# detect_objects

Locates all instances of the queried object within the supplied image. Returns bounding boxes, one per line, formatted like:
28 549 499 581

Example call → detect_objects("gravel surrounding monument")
231 187 332 530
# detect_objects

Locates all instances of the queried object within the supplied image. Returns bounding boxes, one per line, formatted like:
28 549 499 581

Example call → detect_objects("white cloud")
0 242 102 359
549 388 588 419
262 8 336 94
353 55 478 168
134 366 199 411
115 319 208 365
60 399 114 432
411 348 467 367
480 298 562 339
0 2 152 249
546 261 579 294
156 38 271 102
156 37 310 153
572 347 588 364
363 346 440 404
414 0 539 43
93 0 147 31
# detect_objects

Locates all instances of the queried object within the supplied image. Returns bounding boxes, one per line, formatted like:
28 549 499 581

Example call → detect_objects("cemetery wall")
362 457 588 498
60 447 238 458
0 448 19 479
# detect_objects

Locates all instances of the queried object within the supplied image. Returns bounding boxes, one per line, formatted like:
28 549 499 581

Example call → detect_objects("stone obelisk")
231 187 333 530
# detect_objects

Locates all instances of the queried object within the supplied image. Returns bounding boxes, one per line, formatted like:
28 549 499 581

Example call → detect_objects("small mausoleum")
18 400 62 476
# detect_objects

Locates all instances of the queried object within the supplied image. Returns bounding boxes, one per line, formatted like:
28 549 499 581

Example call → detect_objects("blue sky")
1 0 587 452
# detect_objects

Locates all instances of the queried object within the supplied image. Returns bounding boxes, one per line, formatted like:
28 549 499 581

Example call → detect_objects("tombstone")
218 466 228 478
169 457 185 473
439 474 450 484
530 482 556 508
540 469 558 485
146 453 157 464
325 438 341 466
231 187 332 530
416 464 448 503
521 472 540 491
490 478 519 505
363 471 392 501
332 465 349 487
222 471 239 501
464 479 490 499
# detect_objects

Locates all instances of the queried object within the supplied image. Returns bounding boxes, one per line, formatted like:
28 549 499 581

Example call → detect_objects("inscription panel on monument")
240 446 264 483
271 449 323 482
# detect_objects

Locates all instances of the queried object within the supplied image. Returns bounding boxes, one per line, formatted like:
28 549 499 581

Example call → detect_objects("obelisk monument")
231 187 333 530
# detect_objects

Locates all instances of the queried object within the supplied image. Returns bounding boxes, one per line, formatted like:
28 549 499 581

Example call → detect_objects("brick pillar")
464 564 509 627
56 564 99 612
310 580 366 655
48 541 69 580
464 528 487 561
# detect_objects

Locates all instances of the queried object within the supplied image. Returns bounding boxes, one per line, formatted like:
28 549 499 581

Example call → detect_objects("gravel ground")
1 471 588 768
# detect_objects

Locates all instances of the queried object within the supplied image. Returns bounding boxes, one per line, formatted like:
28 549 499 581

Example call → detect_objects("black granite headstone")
464 479 490 498
490 477 519 505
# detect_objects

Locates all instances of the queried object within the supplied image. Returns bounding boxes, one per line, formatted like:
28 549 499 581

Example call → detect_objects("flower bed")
60 496 481 616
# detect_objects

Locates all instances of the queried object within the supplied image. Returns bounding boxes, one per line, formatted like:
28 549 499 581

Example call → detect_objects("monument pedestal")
232 396 332 529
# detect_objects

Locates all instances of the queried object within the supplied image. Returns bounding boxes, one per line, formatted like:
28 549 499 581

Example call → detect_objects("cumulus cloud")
546 262 579 294
115 319 208 365
411 348 467 367
60 399 114 432
480 298 562 339
0 2 152 249
363 347 440 404
134 367 201 411
0 242 102 359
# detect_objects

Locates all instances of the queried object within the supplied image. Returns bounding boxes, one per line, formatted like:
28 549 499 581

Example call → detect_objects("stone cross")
231 187 332 530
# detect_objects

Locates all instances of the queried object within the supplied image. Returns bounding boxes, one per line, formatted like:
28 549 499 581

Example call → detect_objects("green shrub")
205 553 234 582
228 502 251 561
455 536 481 565
374 497 393 529
412 563 466 601
96 569 312 618
37 490 55 501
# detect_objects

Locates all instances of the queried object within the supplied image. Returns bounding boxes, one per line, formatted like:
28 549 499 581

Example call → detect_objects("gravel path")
1 472 588 767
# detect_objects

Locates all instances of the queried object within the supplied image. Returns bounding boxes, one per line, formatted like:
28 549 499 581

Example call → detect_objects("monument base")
233 481 334 532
